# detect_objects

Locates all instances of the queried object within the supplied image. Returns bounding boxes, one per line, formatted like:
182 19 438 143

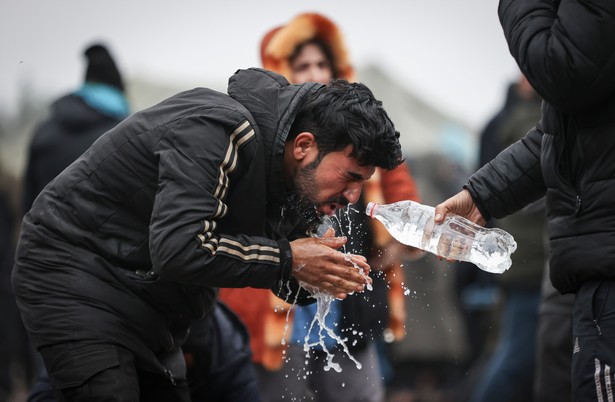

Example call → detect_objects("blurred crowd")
0 6 586 402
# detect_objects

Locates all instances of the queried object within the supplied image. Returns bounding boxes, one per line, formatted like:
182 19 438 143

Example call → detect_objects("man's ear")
293 132 316 161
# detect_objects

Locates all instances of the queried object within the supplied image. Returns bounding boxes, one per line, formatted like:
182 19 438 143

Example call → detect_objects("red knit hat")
260 13 356 82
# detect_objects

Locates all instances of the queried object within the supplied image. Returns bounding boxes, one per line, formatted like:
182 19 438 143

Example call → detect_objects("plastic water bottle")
365 200 517 274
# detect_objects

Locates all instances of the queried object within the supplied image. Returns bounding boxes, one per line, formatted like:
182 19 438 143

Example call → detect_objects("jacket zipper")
573 195 582 217
164 368 177 386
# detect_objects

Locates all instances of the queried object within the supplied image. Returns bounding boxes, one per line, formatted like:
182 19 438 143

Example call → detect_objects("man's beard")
290 159 324 236
290 158 351 236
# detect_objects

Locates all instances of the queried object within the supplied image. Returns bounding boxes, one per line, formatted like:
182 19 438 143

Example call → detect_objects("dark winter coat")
465 0 615 294
13 68 314 377
22 94 123 213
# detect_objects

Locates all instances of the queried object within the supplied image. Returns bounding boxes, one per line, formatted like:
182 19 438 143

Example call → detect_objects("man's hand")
289 228 371 299
434 189 486 226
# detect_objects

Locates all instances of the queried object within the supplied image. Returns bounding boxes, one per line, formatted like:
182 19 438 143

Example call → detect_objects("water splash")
298 282 363 372
281 205 372 376
344 255 372 291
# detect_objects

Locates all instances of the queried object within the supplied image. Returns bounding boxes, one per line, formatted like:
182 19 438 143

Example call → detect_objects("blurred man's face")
290 43 334 85
294 145 374 217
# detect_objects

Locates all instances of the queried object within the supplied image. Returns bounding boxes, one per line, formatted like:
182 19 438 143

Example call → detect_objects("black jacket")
465 0 615 294
22 94 122 213
13 69 315 376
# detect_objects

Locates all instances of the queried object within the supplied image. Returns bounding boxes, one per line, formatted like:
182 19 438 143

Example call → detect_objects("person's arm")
467 124 545 220
148 117 368 300
499 0 615 112
436 125 545 223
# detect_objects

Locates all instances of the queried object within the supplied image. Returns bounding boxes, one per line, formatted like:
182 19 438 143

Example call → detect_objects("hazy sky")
1 0 520 130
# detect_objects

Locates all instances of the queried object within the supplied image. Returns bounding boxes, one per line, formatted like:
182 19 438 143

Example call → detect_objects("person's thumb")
433 204 448 224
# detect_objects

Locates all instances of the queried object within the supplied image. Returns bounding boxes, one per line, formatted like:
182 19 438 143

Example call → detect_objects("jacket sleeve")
148 116 294 292
498 0 615 113
465 123 545 220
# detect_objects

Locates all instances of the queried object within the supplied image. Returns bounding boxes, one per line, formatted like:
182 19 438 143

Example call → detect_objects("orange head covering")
260 13 356 82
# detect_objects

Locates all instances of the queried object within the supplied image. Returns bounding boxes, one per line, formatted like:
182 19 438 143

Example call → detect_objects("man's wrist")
277 238 293 284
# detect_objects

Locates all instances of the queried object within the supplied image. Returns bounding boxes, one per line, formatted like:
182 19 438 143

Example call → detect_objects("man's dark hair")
289 79 403 170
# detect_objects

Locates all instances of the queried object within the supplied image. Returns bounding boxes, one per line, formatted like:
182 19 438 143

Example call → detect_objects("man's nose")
343 183 362 205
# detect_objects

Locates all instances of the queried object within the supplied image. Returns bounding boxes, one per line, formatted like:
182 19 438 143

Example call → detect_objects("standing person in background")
435 0 615 400
9 43 129 402
468 74 545 402
20 42 129 402
0 167 21 402
219 12 421 402
23 43 130 212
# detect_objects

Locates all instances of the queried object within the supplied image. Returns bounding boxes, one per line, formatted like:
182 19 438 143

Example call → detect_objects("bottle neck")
366 202 379 218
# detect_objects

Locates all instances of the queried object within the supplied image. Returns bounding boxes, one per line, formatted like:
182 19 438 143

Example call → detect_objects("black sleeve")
465 124 546 220
148 117 294 291
498 0 615 113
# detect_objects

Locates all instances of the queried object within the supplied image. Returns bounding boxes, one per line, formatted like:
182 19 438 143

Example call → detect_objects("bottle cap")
366 202 379 218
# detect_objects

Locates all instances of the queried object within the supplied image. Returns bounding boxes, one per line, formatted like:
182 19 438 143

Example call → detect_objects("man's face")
294 145 375 217
290 43 334 85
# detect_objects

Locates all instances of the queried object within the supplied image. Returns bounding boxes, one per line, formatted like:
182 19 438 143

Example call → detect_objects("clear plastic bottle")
365 200 517 274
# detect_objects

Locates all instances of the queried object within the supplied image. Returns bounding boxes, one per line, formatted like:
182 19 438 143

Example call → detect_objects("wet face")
290 43 334 85
294 145 375 217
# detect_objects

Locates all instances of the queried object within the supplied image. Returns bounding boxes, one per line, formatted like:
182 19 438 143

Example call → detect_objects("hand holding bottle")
366 194 517 273
434 189 486 226
432 189 487 263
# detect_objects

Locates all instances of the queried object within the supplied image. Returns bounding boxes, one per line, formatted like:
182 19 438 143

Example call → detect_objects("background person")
22 43 130 212
0 166 21 402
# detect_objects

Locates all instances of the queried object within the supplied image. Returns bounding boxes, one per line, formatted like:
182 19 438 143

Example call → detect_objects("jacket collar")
227 68 322 204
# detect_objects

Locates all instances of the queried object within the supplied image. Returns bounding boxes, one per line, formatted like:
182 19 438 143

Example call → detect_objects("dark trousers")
39 343 190 402
572 280 615 402
534 309 573 402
